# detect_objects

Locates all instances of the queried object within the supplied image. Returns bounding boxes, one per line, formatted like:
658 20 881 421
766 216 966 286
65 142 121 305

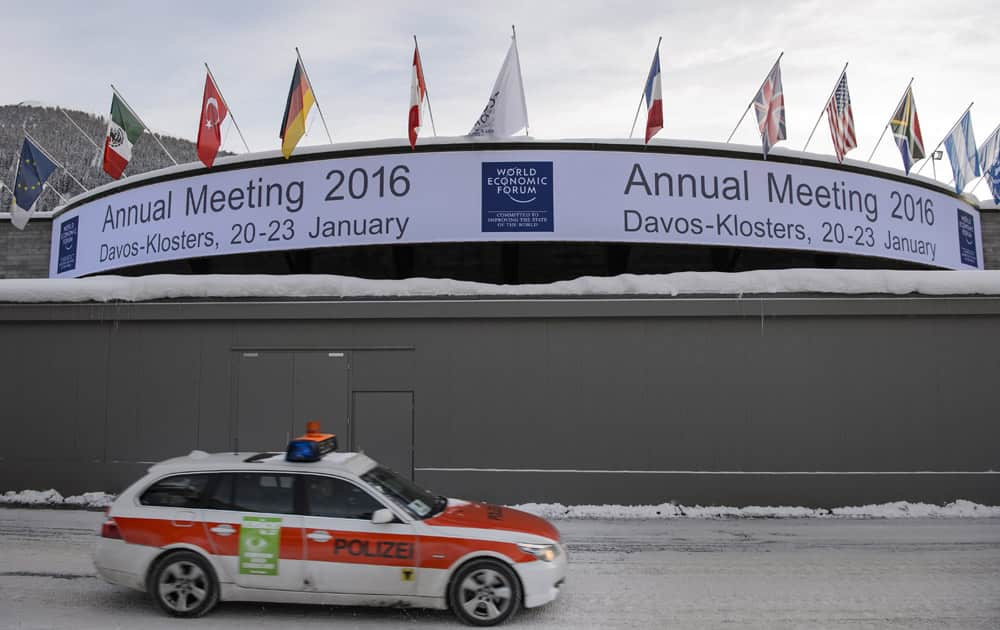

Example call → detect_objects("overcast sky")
6 0 998 187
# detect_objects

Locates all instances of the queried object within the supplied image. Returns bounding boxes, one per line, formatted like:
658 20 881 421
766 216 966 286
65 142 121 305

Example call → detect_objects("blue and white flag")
977 126 1000 182
986 157 1000 205
981 127 1000 204
943 110 980 193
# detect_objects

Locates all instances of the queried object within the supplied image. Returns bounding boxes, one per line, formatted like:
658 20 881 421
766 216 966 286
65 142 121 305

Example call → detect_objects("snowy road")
2 508 998 629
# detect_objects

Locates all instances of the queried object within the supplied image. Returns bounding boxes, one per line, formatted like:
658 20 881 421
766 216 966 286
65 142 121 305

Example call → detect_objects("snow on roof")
2 269 1000 304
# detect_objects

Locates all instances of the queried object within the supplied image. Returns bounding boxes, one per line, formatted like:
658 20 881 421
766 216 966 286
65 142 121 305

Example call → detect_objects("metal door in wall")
235 351 349 452
352 392 414 478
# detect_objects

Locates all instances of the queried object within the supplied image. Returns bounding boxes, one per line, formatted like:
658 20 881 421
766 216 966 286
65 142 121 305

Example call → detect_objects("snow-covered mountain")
1 102 222 213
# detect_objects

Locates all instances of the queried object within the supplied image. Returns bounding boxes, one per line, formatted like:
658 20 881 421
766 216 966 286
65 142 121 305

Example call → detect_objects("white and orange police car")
94 424 566 626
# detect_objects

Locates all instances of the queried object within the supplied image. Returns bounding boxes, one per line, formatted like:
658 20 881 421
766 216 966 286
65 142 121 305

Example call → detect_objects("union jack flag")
753 60 786 157
825 73 857 162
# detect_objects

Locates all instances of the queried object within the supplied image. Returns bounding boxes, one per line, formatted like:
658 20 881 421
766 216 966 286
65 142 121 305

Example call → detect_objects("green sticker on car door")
238 516 281 576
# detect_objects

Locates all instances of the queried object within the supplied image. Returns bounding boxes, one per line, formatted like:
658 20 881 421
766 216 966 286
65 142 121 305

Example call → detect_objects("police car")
94 424 566 626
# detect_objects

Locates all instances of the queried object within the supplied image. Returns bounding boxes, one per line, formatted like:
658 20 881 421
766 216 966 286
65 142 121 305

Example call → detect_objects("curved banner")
49 145 984 277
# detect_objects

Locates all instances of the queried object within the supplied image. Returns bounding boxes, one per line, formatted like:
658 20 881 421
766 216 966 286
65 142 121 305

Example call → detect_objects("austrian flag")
103 93 146 179
643 46 663 143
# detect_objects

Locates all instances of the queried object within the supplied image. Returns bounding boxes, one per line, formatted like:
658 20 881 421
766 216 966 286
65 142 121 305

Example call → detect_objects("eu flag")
12 137 58 212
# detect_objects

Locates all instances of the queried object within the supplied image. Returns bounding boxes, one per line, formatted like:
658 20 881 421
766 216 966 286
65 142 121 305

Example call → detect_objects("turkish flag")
197 72 228 168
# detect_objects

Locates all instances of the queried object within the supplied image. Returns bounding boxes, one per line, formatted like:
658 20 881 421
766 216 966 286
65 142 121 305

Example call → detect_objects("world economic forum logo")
57 216 79 274
481 161 554 232
957 208 978 267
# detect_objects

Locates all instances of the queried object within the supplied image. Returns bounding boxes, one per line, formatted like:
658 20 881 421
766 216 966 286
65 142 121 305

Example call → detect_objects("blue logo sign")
57 216 79 274
956 209 978 267
481 162 554 232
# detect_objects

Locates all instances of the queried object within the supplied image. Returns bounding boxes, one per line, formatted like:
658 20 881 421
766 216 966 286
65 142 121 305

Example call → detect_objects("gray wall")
981 209 1000 269
1 296 998 507
0 220 51 278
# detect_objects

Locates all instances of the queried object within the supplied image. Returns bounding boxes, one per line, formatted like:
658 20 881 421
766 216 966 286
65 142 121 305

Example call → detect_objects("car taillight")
100 519 122 540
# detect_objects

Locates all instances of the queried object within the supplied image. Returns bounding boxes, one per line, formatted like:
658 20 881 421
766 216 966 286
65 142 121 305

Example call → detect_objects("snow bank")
0 489 114 509
4 269 1000 304
2 489 997 518
513 499 1000 520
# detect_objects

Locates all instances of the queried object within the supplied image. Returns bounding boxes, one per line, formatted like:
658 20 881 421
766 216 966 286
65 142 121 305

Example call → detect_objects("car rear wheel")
149 550 219 617
449 558 522 626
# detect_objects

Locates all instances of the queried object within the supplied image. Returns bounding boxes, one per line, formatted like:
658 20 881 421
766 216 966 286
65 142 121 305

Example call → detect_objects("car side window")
202 472 296 514
202 473 234 510
305 475 384 520
140 474 213 508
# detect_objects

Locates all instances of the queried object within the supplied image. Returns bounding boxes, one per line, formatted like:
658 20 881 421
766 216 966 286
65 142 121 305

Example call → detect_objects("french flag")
643 47 663 143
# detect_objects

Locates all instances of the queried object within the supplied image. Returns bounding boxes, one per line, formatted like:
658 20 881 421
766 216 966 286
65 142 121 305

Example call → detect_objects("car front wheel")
449 558 522 626
148 550 219 617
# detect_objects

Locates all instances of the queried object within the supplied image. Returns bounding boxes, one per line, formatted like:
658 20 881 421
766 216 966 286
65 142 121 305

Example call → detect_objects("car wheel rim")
459 568 513 621
158 560 208 612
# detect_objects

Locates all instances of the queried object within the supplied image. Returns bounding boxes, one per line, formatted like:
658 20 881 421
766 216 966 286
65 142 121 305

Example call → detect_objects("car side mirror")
372 508 395 524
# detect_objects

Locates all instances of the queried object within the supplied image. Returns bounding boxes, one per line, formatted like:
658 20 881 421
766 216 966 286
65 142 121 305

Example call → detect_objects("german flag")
280 60 316 158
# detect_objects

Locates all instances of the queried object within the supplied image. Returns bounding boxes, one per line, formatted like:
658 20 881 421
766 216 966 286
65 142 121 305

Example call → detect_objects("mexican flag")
103 93 145 179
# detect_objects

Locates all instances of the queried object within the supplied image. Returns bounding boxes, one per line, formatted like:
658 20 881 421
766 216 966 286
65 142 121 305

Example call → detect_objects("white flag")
3 182 28 230
9 202 30 230
469 36 529 138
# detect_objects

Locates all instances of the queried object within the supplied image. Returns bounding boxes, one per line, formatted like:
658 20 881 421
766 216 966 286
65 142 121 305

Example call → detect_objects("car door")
201 472 305 591
131 473 214 552
300 474 418 597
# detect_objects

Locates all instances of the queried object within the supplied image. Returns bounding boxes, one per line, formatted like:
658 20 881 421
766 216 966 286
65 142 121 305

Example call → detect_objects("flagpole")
110 85 178 165
915 101 974 175
206 63 251 152
61 109 103 153
629 36 662 140
726 52 783 143
8 147 21 204
802 62 848 152
43 182 68 203
628 94 644 140
22 129 89 193
295 47 334 144
413 36 438 136
866 77 914 162
511 25 530 137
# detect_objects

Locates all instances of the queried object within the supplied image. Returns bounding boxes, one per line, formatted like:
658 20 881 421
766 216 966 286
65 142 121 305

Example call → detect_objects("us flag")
826 73 857 162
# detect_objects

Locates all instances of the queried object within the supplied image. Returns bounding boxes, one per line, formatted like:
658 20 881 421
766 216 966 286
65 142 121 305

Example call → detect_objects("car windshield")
361 466 446 520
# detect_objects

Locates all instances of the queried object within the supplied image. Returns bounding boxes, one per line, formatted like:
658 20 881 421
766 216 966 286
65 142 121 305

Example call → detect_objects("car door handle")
307 530 332 543
210 524 236 536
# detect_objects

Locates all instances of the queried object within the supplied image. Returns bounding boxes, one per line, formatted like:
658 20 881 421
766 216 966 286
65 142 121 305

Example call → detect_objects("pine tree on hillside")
1 103 228 213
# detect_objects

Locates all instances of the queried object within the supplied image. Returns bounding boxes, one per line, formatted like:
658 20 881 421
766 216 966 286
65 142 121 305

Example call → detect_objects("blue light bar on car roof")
286 422 338 462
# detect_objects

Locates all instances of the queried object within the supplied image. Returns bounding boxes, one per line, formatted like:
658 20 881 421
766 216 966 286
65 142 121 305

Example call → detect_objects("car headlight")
517 542 559 562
